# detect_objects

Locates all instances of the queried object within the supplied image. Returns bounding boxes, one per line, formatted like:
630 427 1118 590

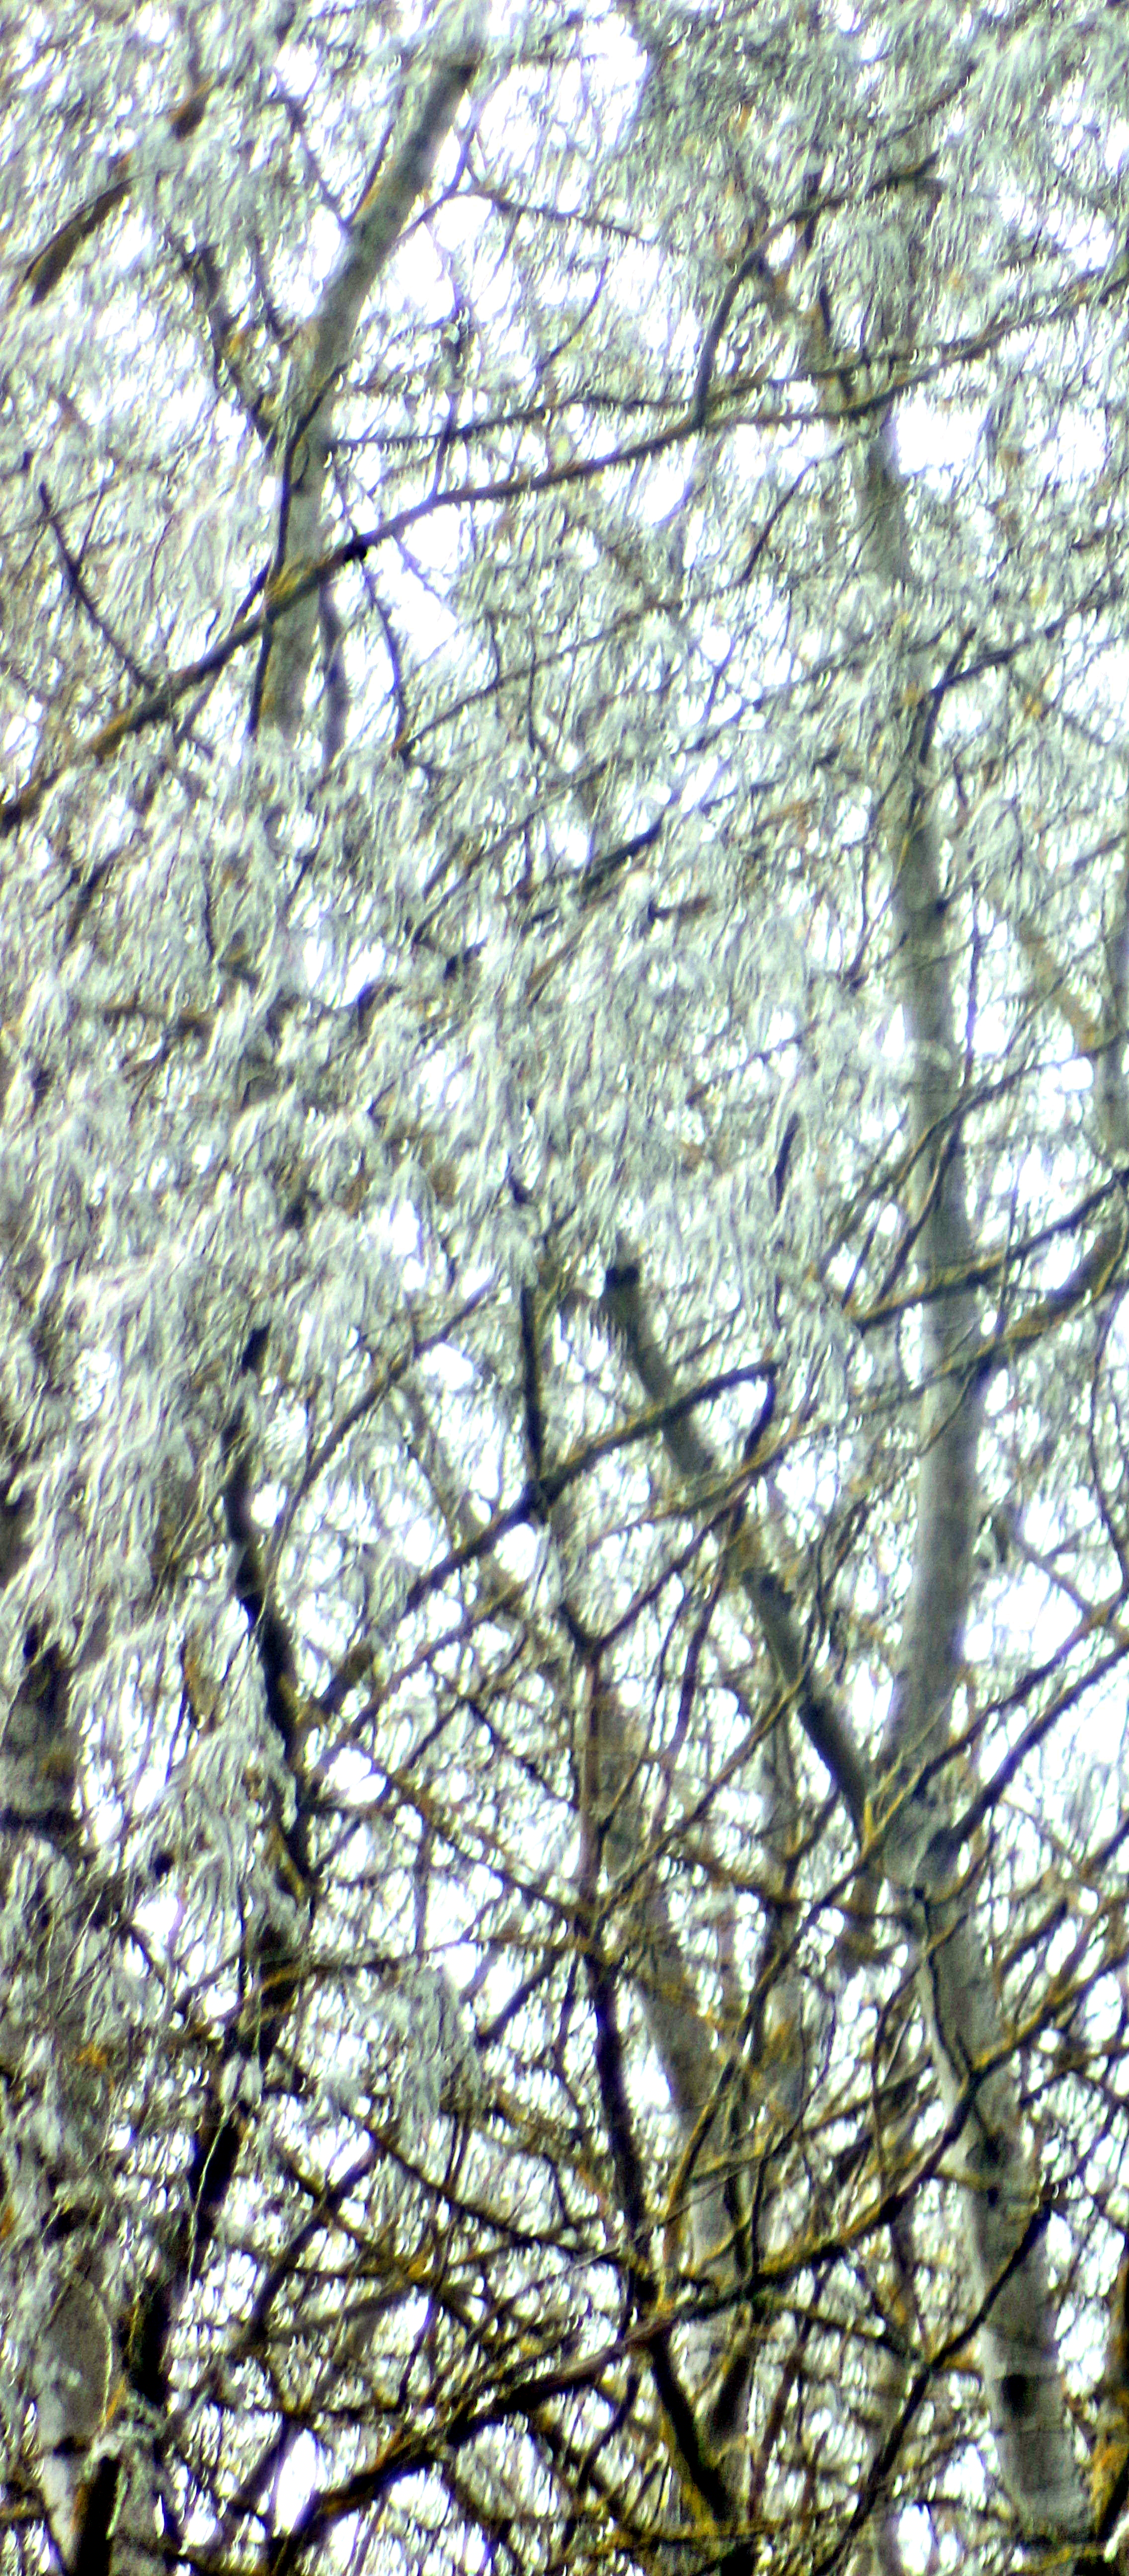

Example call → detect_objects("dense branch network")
4 7 1129 2576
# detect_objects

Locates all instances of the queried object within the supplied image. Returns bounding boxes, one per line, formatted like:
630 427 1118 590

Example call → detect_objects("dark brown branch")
17 85 211 304
400 1360 775 1617
602 1256 872 1834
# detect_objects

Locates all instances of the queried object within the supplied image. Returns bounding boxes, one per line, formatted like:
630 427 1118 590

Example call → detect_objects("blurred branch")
16 83 211 304
601 1252 872 1834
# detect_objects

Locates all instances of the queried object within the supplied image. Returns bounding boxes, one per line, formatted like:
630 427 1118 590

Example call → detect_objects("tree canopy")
4 4 1129 2572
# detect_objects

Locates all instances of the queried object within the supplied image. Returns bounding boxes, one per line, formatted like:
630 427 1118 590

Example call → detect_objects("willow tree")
2 3 1129 2573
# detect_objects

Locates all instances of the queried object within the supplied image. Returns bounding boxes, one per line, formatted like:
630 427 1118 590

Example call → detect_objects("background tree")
3 3 1129 2573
